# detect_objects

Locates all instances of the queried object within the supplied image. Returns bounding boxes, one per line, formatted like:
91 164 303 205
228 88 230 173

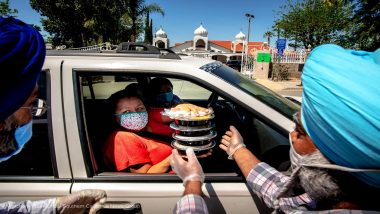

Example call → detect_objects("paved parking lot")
254 78 303 97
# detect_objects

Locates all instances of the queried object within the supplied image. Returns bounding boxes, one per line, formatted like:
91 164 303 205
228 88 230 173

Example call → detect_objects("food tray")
172 131 217 141
171 140 216 156
173 114 215 127
170 122 215 137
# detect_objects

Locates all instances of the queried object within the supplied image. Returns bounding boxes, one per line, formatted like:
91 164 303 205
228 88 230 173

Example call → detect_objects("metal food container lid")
161 108 214 121
172 131 217 141
171 140 216 151
170 122 215 131
172 114 215 121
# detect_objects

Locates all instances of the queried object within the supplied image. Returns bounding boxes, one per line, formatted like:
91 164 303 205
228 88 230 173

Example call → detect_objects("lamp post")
244 13 254 77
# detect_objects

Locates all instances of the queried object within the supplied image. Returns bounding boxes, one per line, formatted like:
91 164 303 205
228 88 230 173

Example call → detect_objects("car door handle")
96 201 142 214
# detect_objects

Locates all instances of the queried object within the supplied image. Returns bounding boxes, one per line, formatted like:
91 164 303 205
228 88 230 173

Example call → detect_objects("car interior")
78 72 291 179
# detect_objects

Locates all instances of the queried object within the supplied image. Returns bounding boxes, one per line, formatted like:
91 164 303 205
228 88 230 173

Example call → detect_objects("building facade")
153 24 269 63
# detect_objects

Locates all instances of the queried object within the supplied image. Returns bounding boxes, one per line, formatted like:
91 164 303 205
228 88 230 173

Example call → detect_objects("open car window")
76 72 290 179
0 70 55 177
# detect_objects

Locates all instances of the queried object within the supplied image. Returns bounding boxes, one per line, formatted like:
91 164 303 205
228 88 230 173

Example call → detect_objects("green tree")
127 0 164 42
149 18 153 44
350 0 380 51
274 0 352 49
30 0 92 47
0 0 17 17
144 12 152 44
30 0 164 47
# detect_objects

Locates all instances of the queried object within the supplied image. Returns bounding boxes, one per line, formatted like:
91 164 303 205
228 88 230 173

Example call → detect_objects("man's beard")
0 115 19 156
298 150 341 200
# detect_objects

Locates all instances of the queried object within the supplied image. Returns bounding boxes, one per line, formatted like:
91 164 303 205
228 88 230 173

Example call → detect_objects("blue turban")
301 44 380 187
0 17 46 121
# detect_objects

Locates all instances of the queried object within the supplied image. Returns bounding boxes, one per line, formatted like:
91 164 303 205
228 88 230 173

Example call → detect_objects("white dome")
194 24 208 37
155 28 167 38
235 31 246 40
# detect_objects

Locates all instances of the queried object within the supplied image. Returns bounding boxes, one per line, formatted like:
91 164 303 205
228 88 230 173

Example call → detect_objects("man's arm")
171 148 209 214
174 181 209 214
232 147 261 178
220 126 261 178
220 126 296 210
183 181 202 196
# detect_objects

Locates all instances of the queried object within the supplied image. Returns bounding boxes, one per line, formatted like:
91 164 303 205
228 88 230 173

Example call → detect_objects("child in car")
102 85 173 173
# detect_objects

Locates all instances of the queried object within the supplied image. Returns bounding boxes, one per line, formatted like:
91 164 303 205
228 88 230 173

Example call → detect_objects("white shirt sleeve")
0 198 56 214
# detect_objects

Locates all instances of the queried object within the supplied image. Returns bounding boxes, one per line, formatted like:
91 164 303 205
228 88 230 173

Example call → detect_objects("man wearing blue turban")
171 44 380 213
0 16 107 214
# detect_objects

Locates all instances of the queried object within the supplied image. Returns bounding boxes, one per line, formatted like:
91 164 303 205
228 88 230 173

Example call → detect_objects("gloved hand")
220 126 246 160
170 148 205 186
56 189 107 214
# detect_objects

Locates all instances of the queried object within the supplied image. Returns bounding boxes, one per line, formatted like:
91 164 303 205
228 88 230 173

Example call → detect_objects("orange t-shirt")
103 131 172 171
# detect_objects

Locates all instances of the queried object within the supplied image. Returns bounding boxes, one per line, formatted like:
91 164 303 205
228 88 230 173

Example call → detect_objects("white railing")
271 51 307 63
67 42 115 51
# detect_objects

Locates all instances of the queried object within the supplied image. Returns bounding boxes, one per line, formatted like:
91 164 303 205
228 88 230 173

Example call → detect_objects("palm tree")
126 0 164 42
263 31 274 46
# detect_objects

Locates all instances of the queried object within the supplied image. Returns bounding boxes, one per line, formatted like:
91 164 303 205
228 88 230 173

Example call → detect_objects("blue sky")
10 0 285 46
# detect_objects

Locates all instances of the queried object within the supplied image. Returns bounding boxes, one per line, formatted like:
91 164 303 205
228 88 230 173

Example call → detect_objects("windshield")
201 62 300 119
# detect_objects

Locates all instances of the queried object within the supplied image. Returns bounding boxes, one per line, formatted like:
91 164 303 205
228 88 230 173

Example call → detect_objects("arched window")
156 40 165 49
195 40 205 49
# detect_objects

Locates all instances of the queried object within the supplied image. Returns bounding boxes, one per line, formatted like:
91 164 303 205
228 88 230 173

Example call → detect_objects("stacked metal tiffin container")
170 114 216 156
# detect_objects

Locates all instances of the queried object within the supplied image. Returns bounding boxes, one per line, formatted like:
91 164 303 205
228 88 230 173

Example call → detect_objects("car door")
63 57 295 214
0 68 72 201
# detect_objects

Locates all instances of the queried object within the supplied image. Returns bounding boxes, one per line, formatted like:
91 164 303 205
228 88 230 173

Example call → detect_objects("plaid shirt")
248 162 314 213
174 162 379 214
174 194 208 214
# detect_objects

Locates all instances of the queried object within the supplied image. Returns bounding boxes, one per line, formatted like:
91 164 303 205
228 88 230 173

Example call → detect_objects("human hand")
170 148 205 186
196 149 213 158
56 189 107 214
220 126 246 160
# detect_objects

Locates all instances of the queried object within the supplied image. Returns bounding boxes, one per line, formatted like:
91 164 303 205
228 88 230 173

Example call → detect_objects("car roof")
46 50 215 69
47 42 185 59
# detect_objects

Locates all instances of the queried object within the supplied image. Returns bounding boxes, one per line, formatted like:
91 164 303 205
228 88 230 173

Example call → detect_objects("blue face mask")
155 91 174 104
0 121 33 162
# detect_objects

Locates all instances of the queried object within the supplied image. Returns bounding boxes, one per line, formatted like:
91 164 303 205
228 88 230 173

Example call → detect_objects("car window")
204 62 300 119
76 72 290 178
0 70 55 176
169 78 212 100
82 75 138 99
